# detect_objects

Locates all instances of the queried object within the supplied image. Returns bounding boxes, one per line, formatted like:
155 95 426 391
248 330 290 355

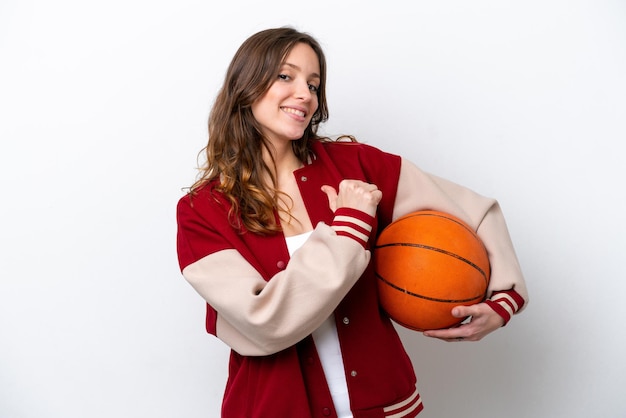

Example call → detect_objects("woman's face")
251 42 320 148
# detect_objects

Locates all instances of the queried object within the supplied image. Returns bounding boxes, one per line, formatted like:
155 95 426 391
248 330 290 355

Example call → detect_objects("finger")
321 185 338 212
423 330 468 342
451 304 477 318
370 189 383 205
339 179 378 193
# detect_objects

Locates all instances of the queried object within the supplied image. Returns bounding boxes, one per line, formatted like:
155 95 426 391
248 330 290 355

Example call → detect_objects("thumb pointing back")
321 185 338 213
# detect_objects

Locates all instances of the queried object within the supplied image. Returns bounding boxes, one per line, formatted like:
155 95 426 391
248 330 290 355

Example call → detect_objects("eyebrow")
283 62 321 80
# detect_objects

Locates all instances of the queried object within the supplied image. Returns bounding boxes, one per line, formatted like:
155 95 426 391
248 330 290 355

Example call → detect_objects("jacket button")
301 176 308 182
350 370 357 377
342 317 350 325
322 407 331 416
276 261 286 269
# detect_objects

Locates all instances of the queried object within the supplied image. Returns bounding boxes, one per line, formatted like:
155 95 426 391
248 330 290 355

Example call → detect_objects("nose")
294 79 313 101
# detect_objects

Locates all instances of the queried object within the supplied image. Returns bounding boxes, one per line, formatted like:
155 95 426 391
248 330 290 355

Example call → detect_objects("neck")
263 142 302 179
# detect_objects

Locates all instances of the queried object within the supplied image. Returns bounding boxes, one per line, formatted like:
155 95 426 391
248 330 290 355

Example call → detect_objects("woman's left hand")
422 303 504 342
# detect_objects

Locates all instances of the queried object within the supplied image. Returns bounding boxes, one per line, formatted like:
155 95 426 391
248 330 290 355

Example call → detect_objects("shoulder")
317 139 392 154
315 139 401 164
176 181 236 269
311 139 402 180
176 180 229 222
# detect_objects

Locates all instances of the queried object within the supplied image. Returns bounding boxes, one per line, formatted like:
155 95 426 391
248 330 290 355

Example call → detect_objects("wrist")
331 208 376 248
485 289 526 326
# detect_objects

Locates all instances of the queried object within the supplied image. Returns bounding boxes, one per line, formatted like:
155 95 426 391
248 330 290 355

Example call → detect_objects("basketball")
374 210 490 331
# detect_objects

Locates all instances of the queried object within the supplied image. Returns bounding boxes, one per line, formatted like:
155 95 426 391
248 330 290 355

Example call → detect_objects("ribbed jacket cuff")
331 208 375 249
485 289 526 326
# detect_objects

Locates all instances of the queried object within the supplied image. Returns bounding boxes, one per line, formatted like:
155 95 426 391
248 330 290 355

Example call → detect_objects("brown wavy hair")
190 27 329 234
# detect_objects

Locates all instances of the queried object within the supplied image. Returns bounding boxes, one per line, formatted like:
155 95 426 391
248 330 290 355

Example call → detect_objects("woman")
176 27 528 418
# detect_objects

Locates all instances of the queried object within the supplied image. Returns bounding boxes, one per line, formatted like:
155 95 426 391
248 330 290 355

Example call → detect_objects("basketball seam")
375 242 489 281
376 272 485 303
394 212 477 235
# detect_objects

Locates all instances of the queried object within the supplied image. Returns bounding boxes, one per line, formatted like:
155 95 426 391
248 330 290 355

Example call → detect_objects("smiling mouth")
281 107 306 117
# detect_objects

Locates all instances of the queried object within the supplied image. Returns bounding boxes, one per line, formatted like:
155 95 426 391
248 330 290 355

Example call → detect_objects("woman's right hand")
321 180 382 217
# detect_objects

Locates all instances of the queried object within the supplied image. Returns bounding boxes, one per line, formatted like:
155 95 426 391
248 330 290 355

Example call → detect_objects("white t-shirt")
285 232 352 418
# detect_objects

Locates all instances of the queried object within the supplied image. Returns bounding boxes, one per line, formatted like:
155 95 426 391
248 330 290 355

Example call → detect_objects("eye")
278 74 290 81
308 84 319 93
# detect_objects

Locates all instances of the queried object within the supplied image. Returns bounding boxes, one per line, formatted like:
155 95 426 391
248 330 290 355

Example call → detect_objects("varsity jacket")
176 140 528 418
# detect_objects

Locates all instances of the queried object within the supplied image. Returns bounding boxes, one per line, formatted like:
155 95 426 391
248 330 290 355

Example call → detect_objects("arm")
178 180 381 356
392 158 528 339
183 210 374 355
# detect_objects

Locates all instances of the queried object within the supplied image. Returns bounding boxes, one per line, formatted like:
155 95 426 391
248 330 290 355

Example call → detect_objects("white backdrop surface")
1 1 625 417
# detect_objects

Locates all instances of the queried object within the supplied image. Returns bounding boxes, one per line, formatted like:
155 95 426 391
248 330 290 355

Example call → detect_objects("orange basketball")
374 210 490 331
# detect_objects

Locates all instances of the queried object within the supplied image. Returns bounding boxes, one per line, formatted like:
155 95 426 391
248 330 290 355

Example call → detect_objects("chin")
286 132 306 141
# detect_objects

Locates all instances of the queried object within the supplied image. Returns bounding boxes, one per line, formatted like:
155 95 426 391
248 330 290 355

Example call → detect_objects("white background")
1 1 625 417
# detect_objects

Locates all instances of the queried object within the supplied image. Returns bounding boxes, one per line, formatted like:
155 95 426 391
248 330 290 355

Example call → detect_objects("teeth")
282 107 305 117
